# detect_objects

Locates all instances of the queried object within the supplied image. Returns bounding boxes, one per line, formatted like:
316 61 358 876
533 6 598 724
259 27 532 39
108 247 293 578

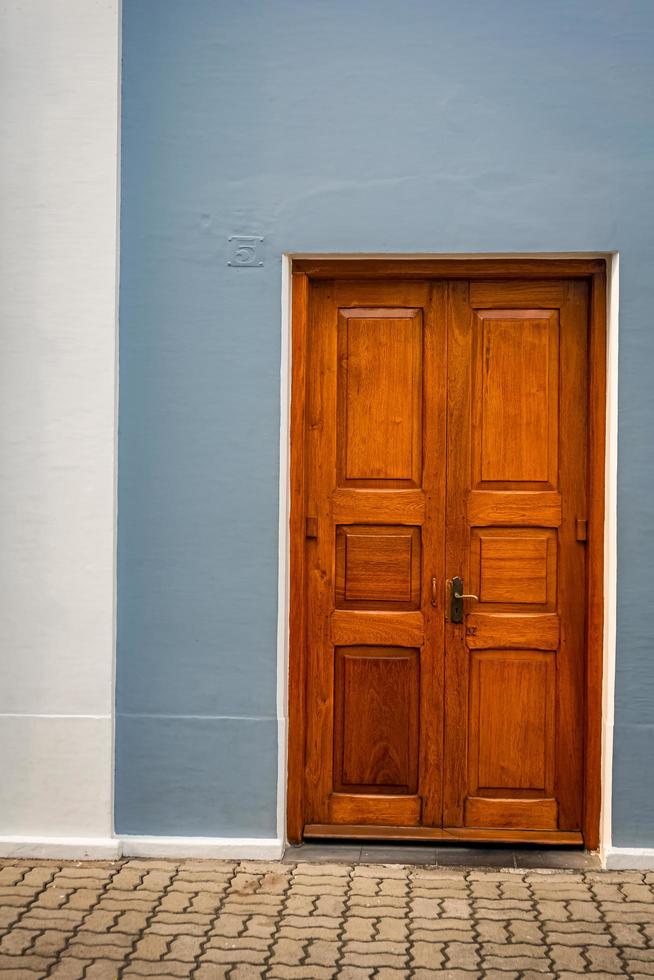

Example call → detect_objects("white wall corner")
605 848 654 871
0 837 122 860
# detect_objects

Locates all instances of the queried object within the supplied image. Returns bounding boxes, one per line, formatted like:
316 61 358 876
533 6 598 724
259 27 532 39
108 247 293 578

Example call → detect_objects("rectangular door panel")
333 647 419 794
337 309 423 487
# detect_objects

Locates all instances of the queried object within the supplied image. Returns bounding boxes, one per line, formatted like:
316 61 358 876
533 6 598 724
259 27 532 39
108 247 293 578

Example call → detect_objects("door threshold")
285 838 600 870
303 824 584 847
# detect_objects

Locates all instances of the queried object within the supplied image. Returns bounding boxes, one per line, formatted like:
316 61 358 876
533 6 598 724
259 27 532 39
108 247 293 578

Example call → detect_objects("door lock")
450 576 479 624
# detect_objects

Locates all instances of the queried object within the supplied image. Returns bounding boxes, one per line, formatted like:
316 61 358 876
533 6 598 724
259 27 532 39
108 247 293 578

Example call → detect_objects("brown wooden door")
301 275 589 842
443 280 587 836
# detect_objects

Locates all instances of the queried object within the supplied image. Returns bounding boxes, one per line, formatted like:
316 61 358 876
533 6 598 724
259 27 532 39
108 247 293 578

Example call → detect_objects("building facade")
1 0 653 866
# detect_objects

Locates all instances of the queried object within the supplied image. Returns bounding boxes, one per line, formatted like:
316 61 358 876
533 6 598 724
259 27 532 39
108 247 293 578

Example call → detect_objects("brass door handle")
431 576 437 607
450 576 478 623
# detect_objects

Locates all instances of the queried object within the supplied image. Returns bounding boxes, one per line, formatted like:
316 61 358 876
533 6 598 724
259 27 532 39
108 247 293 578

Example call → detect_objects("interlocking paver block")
410 939 447 969
0 952 54 971
267 968 333 979
304 938 341 965
444 940 481 969
31 928 72 957
0 926 37 953
0 867 26 886
166 933 205 960
376 917 409 941
49 959 90 979
610 921 648 946
585 945 625 972
131 933 171 960
84 960 124 979
268 936 306 962
122 960 190 976
550 943 586 971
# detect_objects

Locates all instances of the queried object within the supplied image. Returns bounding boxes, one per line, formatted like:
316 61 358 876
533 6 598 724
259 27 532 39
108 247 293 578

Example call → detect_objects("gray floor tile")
360 845 438 865
282 842 362 863
514 848 601 870
437 846 516 868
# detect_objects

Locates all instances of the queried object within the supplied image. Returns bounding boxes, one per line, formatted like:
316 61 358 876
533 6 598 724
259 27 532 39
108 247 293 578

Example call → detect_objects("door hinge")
305 516 318 539
576 518 588 542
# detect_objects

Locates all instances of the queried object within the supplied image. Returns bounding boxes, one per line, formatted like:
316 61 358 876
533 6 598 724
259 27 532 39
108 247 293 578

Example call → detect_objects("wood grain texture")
286 271 309 843
468 491 562 526
469 651 555 795
332 488 425 524
337 308 422 486
304 823 582 845
465 613 560 650
335 525 420 608
473 310 559 487
583 265 607 851
331 610 424 647
333 647 419 793
293 258 604 279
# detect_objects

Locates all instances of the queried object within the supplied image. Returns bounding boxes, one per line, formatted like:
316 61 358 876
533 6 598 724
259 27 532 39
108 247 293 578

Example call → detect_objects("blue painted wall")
118 0 654 842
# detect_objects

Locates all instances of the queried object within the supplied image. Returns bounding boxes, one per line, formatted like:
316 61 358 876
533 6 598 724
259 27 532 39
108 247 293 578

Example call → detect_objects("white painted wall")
0 0 120 853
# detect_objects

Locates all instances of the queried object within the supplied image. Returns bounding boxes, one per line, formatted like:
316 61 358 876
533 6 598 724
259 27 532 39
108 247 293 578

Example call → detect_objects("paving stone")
484 955 550 971
610 921 648 946
49 961 91 979
506 919 542 943
550 943 586 970
0 926 37 953
376 917 409 941
193 967 232 980
303 938 341 965
341 951 407 968
0 868 26 886
166 933 205 960
268 936 306 962
31 928 72 956
313 894 346 916
122 961 190 976
585 946 625 972
341 916 376 941
411 940 448 969
84 961 125 979
0 952 54 971
131 933 171 960
267 968 333 979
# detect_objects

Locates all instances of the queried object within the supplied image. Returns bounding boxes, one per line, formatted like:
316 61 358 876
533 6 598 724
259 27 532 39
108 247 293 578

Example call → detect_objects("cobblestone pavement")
1 858 653 979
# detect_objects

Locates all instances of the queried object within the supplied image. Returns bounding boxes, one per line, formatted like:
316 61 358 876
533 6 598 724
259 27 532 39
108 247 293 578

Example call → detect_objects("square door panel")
333 647 419 794
336 525 421 609
471 528 557 609
337 308 423 487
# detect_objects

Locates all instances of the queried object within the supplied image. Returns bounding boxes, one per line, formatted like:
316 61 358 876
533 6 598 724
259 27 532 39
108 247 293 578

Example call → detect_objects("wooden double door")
295 273 593 845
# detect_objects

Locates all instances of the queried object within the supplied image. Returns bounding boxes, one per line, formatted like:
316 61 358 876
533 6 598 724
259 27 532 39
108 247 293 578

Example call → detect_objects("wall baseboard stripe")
0 837 121 860
120 836 284 859
605 847 654 870
0 836 284 861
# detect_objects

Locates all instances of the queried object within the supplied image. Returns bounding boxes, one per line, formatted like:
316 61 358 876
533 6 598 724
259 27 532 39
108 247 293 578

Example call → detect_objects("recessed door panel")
337 309 423 487
333 647 419 794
